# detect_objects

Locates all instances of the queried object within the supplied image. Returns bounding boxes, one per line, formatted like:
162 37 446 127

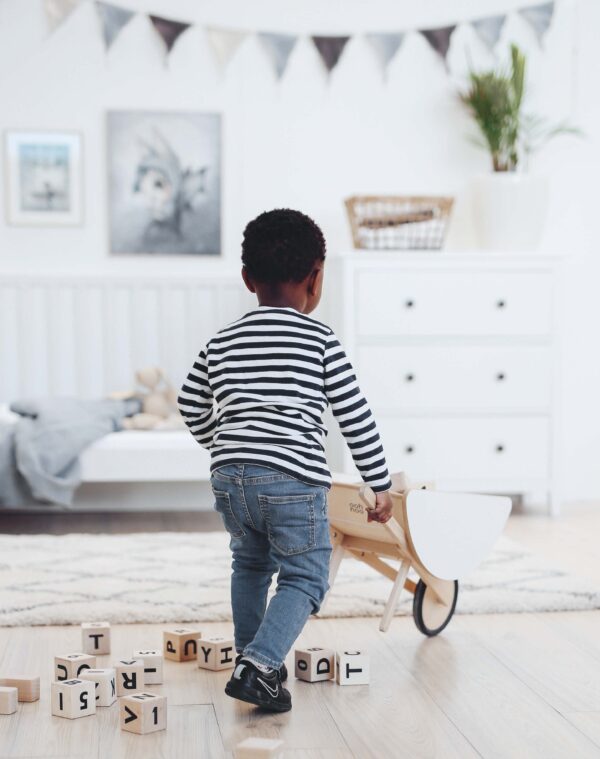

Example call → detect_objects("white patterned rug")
0 532 598 626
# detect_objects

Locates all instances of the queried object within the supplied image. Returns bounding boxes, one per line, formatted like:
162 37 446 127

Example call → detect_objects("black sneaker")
225 659 291 712
235 653 288 682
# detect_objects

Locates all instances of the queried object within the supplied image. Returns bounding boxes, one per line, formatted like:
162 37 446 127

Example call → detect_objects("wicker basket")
345 195 454 250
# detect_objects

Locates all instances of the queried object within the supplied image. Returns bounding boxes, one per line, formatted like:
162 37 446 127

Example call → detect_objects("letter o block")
114 659 145 697
120 692 167 734
54 653 96 682
81 622 111 655
51 679 96 719
197 636 235 671
294 647 335 682
163 628 201 662
335 650 370 686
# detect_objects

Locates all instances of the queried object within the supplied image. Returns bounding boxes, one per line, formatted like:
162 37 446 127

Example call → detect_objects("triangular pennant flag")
206 28 247 70
95 2 135 50
518 2 555 44
44 0 80 33
258 32 298 79
149 14 191 55
471 15 506 52
365 33 404 72
420 25 457 65
311 36 350 74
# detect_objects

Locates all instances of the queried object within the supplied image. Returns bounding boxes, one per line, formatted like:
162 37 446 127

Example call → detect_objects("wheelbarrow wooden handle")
358 485 409 552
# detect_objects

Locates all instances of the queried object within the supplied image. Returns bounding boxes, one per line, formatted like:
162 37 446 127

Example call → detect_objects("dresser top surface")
332 250 563 266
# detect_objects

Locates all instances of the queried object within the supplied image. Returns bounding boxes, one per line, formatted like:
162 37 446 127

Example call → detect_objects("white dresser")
325 251 561 514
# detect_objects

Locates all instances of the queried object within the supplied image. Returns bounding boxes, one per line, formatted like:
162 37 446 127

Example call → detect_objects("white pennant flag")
206 27 247 70
471 15 506 52
44 0 80 33
519 2 555 45
365 33 405 73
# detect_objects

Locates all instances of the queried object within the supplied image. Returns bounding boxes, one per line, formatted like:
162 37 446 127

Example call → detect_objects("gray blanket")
0 397 141 508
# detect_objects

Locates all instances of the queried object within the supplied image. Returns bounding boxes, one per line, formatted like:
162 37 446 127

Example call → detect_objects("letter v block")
79 668 117 707
114 659 144 697
120 692 167 734
294 647 335 682
51 679 96 719
197 636 235 671
163 627 200 661
81 622 111 655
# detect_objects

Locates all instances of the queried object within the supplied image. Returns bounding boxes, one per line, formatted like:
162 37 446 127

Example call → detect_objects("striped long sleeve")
177 347 218 449
324 332 391 493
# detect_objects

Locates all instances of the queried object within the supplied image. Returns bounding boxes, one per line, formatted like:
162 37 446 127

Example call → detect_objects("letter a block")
0 686 17 715
133 650 163 685
81 622 111 655
163 628 200 662
54 653 96 681
197 636 235 671
0 676 40 702
79 668 117 707
234 737 284 758
335 650 370 686
120 692 167 734
115 660 144 697
51 679 96 719
294 647 335 682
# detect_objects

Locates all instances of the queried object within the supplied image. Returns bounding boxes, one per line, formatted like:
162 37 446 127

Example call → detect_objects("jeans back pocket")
212 488 245 538
258 493 316 556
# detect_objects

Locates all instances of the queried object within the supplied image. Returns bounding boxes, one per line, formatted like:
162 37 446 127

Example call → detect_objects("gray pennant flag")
471 15 506 51
519 2 555 44
420 26 457 64
311 36 350 73
365 32 404 72
95 2 135 49
258 32 298 79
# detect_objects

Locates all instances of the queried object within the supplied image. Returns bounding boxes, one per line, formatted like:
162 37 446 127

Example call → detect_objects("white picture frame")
4 130 83 226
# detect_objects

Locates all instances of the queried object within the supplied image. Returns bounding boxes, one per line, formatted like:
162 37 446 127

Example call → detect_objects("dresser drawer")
376 417 549 482
356 270 553 337
358 345 552 412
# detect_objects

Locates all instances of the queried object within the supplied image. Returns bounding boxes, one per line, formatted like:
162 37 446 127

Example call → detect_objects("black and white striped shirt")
178 306 391 492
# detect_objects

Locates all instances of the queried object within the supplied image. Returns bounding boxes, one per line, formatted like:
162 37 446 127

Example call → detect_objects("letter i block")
163 628 201 662
0 686 18 715
51 679 96 719
335 650 370 686
81 622 111 655
54 653 96 681
120 692 167 734
234 737 284 758
115 660 145 697
197 636 235 671
133 650 163 685
294 647 335 682
79 668 117 707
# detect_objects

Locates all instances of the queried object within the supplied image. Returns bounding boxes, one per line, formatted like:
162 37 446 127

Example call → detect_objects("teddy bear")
113 367 184 430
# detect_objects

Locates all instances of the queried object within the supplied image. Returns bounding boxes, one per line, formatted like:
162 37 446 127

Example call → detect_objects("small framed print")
4 130 83 226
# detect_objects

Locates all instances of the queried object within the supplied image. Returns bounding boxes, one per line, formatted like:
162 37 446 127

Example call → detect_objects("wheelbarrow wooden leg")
379 558 411 633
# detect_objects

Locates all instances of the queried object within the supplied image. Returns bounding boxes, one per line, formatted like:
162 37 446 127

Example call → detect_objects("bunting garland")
258 32 298 79
365 32 404 72
311 36 350 74
43 0 80 33
206 27 247 70
420 26 457 66
519 2 555 44
149 14 191 56
471 15 506 52
95 1 134 50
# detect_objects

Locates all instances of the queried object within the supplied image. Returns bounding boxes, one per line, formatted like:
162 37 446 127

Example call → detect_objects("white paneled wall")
0 275 253 400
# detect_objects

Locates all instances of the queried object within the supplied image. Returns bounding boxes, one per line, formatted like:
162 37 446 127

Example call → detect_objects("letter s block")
197 636 235 671
81 621 111 655
120 692 167 734
114 659 145 697
335 650 370 686
51 679 96 719
294 647 335 682
163 628 201 662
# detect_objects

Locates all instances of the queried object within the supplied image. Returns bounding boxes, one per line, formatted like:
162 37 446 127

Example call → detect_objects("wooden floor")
1 505 599 758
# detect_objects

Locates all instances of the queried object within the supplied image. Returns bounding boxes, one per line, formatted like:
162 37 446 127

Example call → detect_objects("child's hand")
367 491 393 523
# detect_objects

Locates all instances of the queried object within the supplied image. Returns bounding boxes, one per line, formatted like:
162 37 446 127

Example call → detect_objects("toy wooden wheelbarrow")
326 473 511 635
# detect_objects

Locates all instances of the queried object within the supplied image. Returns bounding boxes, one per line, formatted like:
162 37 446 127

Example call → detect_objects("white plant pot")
472 173 549 251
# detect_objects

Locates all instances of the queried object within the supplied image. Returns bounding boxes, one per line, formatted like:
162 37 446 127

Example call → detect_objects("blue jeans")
210 463 331 670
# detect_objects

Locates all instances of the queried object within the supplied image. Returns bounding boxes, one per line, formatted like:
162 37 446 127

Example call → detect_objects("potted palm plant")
461 44 579 250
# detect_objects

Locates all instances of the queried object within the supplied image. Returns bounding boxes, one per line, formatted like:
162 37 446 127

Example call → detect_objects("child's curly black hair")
241 208 326 284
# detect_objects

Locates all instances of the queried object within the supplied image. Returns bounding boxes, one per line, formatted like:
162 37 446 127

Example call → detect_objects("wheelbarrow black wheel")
412 579 458 637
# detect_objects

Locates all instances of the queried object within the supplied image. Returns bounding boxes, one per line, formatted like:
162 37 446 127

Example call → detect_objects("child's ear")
308 267 323 296
241 267 256 293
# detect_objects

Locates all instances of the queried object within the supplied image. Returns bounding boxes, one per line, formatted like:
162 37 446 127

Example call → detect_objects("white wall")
1 0 599 499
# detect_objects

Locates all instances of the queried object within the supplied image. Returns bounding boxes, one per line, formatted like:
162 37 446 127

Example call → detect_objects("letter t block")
81 621 111 655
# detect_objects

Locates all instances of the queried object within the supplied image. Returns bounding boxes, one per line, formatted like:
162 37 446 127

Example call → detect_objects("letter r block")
163 628 201 662
335 650 370 686
294 647 335 682
114 659 145 697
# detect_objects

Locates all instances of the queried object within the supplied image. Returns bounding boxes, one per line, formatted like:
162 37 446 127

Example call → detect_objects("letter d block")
234 737 284 758
54 653 96 681
133 650 164 685
115 660 144 697
120 692 167 734
197 636 235 671
81 622 111 655
51 679 96 719
79 668 117 707
163 628 201 661
335 650 370 686
0 686 18 715
294 647 335 682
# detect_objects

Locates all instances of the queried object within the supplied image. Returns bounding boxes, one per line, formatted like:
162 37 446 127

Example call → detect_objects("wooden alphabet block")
197 636 235 671
234 736 284 758
114 659 145 697
163 628 201 661
81 621 111 655
335 650 370 686
79 668 117 707
120 692 167 734
0 686 17 715
0 676 40 702
294 647 335 682
54 653 96 681
133 649 163 685
51 679 96 719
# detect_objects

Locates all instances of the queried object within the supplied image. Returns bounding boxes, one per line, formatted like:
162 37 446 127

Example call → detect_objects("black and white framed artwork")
107 110 221 256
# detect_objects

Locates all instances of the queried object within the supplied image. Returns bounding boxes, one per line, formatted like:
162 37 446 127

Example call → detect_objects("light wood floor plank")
564 712 600 750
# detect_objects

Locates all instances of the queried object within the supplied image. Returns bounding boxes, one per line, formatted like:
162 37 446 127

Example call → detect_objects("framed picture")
107 110 221 256
4 130 83 226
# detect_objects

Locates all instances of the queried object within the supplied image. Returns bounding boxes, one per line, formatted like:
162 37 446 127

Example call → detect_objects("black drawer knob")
405 299 415 309
496 372 506 382
405 373 415 383
496 299 506 309
405 445 415 454
495 444 505 453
